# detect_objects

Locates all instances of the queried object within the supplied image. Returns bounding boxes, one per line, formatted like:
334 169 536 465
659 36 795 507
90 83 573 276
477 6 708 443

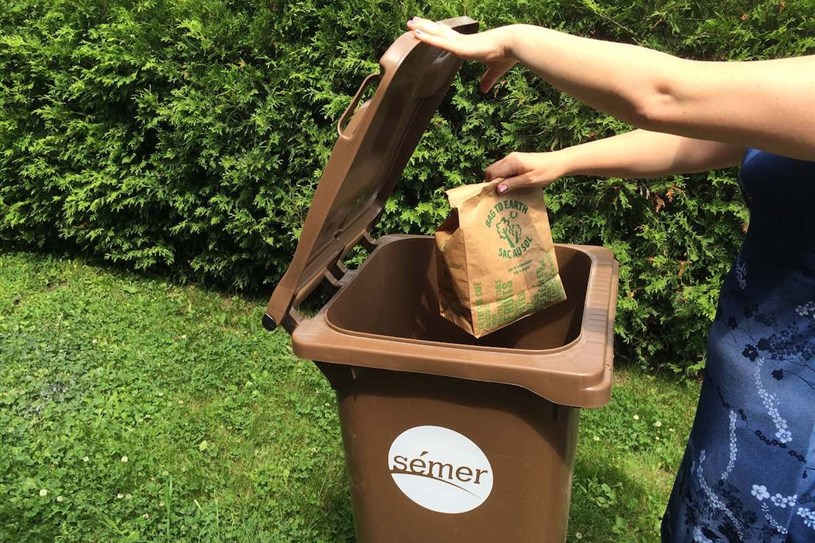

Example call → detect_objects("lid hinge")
262 308 301 334
360 231 378 253
324 261 349 288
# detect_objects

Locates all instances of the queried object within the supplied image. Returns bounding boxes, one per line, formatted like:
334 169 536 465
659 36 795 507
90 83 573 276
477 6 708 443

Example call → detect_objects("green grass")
571 370 699 541
0 250 699 542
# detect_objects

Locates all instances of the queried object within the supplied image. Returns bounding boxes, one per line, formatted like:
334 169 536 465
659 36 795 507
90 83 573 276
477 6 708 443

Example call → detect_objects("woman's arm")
407 19 815 161
485 130 745 193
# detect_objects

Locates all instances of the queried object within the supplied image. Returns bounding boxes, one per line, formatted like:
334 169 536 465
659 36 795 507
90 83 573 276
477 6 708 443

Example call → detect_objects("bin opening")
325 237 591 350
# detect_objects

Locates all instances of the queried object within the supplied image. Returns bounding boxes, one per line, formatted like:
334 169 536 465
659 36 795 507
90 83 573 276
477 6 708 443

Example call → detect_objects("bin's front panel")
317 363 580 543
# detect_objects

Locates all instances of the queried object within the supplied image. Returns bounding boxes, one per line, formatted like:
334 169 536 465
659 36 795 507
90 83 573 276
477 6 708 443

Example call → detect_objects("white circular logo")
388 425 494 514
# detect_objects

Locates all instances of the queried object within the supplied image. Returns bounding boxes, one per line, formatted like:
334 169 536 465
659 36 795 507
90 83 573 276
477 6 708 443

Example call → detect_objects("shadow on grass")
315 481 356 543
570 452 668 543
0 240 281 302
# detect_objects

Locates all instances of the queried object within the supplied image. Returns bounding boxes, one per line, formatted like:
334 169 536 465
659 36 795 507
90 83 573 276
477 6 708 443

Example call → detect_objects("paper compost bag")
434 181 567 338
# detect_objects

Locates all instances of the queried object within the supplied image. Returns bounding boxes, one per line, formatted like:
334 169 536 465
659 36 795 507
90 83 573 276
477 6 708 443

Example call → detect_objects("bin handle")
337 72 380 139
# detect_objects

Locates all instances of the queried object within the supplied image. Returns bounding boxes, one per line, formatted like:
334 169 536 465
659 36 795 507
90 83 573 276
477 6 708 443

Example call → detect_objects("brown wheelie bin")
263 17 619 543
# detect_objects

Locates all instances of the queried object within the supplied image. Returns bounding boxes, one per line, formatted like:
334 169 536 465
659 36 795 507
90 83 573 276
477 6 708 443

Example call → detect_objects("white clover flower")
633 414 640 421
82 456 89 462
117 493 124 499
56 496 64 503
39 489 48 497
121 456 128 463
654 421 662 428
143 513 149 519
751 484 769 500
798 507 815 529
795 301 815 317
770 493 796 508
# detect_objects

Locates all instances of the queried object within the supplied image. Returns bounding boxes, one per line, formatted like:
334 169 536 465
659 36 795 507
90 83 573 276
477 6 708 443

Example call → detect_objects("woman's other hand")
407 17 516 92
485 152 566 194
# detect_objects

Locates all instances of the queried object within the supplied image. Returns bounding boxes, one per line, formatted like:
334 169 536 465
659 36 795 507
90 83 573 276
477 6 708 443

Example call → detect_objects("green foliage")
1 0 813 369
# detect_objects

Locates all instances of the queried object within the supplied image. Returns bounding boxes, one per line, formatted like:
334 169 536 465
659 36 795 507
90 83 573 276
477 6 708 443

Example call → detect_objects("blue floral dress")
661 148 815 542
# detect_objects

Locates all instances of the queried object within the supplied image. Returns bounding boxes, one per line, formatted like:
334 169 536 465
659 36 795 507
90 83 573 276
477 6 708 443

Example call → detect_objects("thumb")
495 174 534 194
479 61 514 93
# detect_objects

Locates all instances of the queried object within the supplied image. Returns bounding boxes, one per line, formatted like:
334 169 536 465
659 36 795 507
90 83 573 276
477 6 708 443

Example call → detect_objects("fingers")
407 17 451 37
486 152 556 194
408 17 490 62
488 154 532 194
495 174 534 194
485 153 524 181
407 17 514 91
407 17 459 51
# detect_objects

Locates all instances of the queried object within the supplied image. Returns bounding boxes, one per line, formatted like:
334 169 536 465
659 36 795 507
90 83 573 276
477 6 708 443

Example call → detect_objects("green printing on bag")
485 200 534 260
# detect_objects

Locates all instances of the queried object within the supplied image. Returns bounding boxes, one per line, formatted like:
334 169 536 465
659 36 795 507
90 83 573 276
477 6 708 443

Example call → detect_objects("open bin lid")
265 17 479 331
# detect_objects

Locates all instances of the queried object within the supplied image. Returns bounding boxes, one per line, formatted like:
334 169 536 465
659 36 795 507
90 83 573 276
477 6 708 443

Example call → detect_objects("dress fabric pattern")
662 148 815 542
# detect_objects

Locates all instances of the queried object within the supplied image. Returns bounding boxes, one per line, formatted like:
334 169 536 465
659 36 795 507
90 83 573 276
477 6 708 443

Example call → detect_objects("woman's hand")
407 17 517 92
485 152 567 194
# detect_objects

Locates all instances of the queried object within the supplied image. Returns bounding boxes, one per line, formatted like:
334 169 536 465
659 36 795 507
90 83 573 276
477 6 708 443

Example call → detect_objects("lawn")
0 251 700 542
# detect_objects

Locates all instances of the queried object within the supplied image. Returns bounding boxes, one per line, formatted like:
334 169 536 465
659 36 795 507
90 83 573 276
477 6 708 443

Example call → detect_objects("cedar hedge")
1 0 813 370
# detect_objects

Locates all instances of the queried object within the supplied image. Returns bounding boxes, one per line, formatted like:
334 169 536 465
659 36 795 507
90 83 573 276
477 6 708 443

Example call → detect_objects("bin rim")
291 236 619 408
324 237 594 356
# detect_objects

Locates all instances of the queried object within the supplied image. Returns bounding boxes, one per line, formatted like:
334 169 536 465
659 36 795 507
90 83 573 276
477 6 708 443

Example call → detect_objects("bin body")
319 364 579 543
284 235 616 543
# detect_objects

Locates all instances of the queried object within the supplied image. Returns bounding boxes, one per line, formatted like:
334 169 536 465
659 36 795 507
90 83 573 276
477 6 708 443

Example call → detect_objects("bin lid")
266 17 479 330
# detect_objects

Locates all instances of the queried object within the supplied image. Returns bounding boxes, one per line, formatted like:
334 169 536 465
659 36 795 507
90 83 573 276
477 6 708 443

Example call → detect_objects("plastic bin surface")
291 235 618 408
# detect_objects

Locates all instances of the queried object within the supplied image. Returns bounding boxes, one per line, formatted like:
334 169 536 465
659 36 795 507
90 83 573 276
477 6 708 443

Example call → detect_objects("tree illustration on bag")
495 213 523 249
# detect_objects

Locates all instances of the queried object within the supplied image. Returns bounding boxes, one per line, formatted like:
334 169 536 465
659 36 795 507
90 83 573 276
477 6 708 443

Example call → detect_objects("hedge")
1 0 813 370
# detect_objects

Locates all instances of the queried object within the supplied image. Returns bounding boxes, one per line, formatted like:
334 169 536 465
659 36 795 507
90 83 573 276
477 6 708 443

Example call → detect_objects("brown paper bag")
434 181 567 338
